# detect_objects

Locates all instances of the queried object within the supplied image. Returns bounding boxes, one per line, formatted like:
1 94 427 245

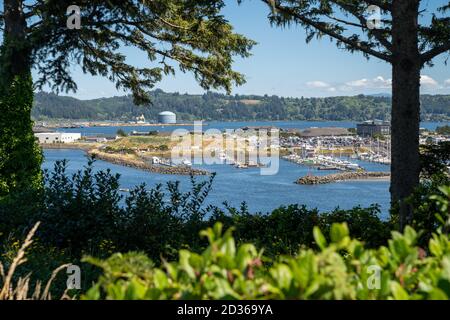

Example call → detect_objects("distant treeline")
32 90 450 122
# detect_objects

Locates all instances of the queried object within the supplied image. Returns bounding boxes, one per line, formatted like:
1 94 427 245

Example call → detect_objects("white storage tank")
158 111 176 124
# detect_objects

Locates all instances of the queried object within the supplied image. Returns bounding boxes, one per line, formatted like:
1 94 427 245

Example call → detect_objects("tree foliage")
259 0 450 65
0 74 43 199
3 0 255 104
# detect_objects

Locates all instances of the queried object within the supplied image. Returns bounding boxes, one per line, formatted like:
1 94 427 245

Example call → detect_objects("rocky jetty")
296 171 390 185
89 150 209 176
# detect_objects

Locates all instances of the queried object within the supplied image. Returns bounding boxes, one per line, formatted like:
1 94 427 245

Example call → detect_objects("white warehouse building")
158 111 176 124
35 132 81 144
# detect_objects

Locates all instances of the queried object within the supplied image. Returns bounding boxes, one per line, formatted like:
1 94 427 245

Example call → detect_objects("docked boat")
181 159 192 166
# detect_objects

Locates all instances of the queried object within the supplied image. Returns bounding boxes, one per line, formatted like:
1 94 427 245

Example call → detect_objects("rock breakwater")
89 150 209 176
296 171 390 185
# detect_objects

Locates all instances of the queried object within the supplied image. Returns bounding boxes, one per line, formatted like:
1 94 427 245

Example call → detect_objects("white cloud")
345 76 391 89
420 75 439 87
304 75 446 95
346 78 369 87
372 76 392 88
306 81 331 88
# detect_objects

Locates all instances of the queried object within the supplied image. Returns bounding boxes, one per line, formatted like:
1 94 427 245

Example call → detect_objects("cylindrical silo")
158 111 176 124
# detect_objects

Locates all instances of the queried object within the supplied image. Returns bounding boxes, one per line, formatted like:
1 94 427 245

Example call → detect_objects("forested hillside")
32 90 450 122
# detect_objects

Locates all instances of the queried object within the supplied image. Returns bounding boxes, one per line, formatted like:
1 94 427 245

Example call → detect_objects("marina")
42 148 392 217
37 121 449 217
283 154 364 171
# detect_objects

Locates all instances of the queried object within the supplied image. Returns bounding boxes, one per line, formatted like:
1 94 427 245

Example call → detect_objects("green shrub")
116 129 128 137
83 220 450 300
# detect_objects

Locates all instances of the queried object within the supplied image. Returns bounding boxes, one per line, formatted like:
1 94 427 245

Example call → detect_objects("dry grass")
0 222 72 300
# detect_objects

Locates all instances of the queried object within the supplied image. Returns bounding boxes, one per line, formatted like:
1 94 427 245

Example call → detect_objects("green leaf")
153 269 169 288
390 282 409 300
428 288 449 300
179 250 196 279
270 264 293 291
429 237 443 257
125 279 147 300
403 226 417 245
330 223 349 244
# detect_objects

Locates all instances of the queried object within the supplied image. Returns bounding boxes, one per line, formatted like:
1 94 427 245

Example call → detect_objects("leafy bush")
83 220 450 300
420 142 450 177
116 129 127 137
82 186 450 300
436 125 450 136
389 141 450 242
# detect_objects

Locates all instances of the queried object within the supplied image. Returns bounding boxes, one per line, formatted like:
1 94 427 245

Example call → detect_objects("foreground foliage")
84 220 450 300
0 222 70 300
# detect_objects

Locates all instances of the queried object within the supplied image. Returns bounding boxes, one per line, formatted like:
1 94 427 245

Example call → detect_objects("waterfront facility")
35 132 81 144
357 120 391 137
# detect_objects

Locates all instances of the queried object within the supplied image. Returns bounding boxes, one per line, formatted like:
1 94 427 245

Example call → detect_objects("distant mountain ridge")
32 90 450 122
368 93 392 98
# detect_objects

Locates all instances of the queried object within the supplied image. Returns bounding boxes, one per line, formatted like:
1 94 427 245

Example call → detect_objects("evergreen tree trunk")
0 0 42 198
391 0 421 230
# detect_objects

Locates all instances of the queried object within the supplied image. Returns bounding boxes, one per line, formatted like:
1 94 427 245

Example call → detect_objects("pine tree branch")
359 0 392 12
265 1 392 62
421 42 450 63
329 1 392 51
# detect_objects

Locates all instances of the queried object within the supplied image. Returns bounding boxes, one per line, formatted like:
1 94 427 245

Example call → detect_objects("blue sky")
52 1 450 100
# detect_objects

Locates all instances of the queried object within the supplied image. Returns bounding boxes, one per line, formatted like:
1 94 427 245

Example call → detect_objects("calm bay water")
46 121 449 218
42 150 390 218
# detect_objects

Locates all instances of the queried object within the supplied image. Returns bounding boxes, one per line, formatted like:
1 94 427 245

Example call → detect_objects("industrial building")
135 114 146 124
158 111 176 124
299 127 351 137
35 132 81 144
356 120 391 137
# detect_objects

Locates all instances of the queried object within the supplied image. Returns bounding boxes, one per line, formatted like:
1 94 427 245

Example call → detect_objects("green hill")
32 90 450 122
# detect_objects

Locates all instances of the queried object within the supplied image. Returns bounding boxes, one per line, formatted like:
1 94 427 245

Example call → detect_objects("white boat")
181 159 192 166
219 153 227 161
